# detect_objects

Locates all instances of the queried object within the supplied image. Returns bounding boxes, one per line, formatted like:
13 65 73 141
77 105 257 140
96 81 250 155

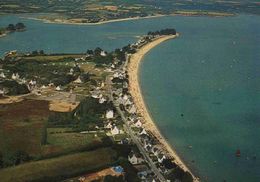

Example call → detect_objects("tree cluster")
6 22 26 32
148 28 176 36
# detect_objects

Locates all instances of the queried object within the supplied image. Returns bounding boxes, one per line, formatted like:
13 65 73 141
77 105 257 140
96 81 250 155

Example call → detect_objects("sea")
0 14 259 182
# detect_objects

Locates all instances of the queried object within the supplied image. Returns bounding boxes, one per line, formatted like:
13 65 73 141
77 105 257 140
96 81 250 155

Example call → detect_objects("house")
29 80 36 86
137 171 148 180
128 152 139 164
106 110 114 119
11 73 19 80
139 128 147 135
144 139 153 152
0 89 5 95
104 122 113 129
112 166 124 174
0 72 6 78
157 154 166 163
41 85 47 89
100 50 107 57
111 126 120 135
74 76 83 84
99 97 106 104
128 105 137 114
124 99 132 106
55 86 61 91
69 68 74 75
152 147 159 156
134 120 142 128
128 152 143 165
20 78 26 84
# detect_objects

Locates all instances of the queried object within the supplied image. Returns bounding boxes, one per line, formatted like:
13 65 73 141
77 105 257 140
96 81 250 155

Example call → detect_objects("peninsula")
0 28 197 182
0 22 26 38
127 33 198 181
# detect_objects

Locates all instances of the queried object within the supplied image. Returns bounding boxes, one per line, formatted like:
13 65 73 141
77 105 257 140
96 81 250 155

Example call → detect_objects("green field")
0 147 116 182
0 100 50 157
46 127 106 152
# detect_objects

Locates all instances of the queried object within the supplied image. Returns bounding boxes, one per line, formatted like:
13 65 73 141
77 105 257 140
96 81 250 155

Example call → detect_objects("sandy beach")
127 34 198 181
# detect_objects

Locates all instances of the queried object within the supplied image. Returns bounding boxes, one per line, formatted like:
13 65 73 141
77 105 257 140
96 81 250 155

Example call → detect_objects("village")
0 29 193 182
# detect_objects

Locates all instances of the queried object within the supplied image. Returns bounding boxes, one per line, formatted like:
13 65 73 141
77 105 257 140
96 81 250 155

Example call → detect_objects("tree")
86 49 93 55
39 50 45 55
0 152 3 168
6 24 15 31
94 47 103 56
15 22 26 30
103 175 124 182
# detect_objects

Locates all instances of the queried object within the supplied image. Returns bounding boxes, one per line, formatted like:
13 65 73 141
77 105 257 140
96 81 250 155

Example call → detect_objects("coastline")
127 34 198 181
21 15 166 26
20 11 234 26
0 33 7 38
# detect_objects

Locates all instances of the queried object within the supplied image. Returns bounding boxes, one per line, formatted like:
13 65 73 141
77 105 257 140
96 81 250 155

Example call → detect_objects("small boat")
236 149 241 157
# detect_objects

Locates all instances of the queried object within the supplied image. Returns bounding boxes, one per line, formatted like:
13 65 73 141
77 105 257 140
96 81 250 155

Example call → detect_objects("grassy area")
0 147 117 182
0 99 50 157
21 54 84 62
47 127 105 151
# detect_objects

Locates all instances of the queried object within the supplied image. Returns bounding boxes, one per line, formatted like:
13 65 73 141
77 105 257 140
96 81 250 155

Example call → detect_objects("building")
112 166 124 174
55 86 61 91
100 50 107 57
104 122 113 129
157 154 166 163
106 110 114 119
111 126 120 135
134 120 142 128
140 128 147 135
128 152 139 165
0 72 6 78
74 76 83 84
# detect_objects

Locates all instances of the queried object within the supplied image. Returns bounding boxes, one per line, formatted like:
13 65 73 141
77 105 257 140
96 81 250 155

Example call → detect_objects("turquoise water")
0 14 259 181
140 16 260 181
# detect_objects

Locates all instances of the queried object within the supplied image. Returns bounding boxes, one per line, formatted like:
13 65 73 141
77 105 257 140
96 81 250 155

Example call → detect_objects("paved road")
106 74 166 182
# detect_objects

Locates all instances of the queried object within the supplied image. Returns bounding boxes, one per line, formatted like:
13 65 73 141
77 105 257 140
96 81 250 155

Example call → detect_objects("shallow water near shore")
0 14 260 181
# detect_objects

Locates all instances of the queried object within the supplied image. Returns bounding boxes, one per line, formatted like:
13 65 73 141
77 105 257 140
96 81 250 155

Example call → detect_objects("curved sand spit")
127 34 199 181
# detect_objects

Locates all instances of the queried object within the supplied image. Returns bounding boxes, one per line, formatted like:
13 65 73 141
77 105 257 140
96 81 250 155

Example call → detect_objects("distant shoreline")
21 15 166 26
20 11 235 26
127 34 199 181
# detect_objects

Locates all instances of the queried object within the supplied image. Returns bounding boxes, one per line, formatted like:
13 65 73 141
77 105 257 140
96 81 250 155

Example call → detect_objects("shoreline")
21 15 166 26
0 33 7 38
127 34 198 181
20 11 235 26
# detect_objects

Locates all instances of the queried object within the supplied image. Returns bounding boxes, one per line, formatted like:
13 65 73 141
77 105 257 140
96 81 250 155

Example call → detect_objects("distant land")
0 0 259 24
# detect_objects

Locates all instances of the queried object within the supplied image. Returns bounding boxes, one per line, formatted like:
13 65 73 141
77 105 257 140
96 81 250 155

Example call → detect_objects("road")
106 74 166 182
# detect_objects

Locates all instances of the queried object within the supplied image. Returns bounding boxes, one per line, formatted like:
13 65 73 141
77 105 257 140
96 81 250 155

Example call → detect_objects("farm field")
0 147 116 182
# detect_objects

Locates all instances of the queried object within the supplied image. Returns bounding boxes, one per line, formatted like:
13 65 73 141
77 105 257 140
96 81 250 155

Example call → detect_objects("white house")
158 154 166 163
74 76 83 84
134 120 142 128
111 126 120 135
41 85 47 89
11 73 19 80
0 72 6 78
69 68 74 75
0 89 5 95
106 110 114 119
128 105 137 114
128 153 139 165
100 50 107 57
140 128 147 135
55 86 61 91
29 80 36 86
99 97 106 104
